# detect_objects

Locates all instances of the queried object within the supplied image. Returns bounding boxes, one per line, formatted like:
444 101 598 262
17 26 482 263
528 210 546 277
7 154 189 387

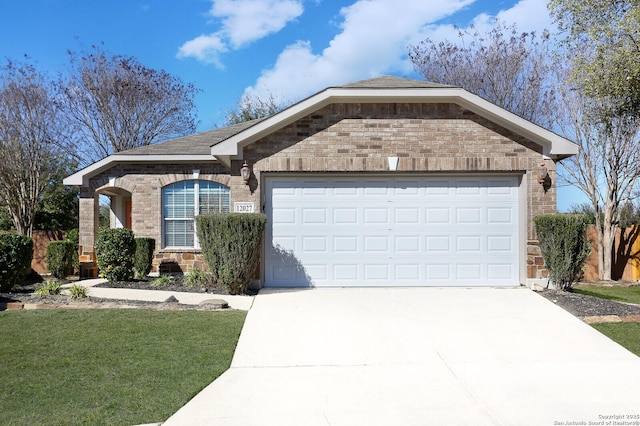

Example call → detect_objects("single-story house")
64 76 578 288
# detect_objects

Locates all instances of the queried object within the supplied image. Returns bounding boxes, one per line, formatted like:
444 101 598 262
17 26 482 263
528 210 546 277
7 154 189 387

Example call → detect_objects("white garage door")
264 176 520 287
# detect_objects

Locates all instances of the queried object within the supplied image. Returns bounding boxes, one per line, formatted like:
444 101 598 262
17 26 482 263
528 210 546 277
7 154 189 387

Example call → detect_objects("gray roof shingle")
114 119 264 156
113 76 449 156
336 75 455 89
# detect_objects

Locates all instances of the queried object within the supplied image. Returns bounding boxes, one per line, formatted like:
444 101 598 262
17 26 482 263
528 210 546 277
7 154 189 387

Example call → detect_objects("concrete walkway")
63 279 254 310
164 287 640 426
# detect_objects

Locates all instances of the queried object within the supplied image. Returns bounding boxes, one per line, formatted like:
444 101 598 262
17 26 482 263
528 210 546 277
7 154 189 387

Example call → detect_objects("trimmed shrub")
196 213 267 295
46 240 75 279
0 233 33 292
134 237 155 279
534 214 592 290
95 228 136 282
65 228 79 274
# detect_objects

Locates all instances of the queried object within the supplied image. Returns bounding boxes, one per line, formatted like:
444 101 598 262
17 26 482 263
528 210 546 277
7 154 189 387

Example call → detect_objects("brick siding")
81 102 555 281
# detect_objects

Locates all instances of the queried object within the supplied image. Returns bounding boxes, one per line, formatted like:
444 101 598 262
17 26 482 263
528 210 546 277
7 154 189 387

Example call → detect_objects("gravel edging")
537 288 640 323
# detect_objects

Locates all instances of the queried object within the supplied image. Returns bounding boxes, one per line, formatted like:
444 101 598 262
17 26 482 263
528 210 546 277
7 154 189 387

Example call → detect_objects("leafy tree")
569 202 640 228
224 93 287 125
550 1 640 281
549 0 640 118
0 200 13 230
557 78 640 280
60 45 200 164
34 157 79 231
408 20 559 128
0 59 66 236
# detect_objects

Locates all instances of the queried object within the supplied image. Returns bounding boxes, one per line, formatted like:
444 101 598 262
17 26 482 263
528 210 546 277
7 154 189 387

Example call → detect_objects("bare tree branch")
59 45 200 165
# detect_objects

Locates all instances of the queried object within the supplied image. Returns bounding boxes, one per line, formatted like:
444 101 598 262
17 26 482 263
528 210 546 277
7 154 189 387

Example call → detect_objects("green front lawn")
574 284 640 305
573 284 640 357
0 309 246 426
592 322 640 357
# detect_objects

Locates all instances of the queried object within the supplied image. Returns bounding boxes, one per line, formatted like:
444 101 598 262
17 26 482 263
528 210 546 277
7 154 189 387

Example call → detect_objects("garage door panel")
487 207 515 224
364 264 389 280
265 176 519 287
394 235 421 252
364 208 389 224
333 208 358 224
301 236 327 253
334 236 358 252
488 263 514 280
456 208 482 223
333 264 359 280
456 235 482 252
394 208 420 223
426 207 451 224
364 236 390 252
426 236 451 252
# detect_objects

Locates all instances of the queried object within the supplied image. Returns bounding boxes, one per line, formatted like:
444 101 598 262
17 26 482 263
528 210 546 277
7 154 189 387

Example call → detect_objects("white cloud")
244 0 554 103
177 34 227 67
177 0 303 66
213 0 304 48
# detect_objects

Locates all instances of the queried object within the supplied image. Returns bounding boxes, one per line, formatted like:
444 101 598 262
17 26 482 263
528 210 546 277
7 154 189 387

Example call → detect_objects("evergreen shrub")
65 228 79 274
534 214 592 290
46 240 74 279
0 233 33 292
95 228 136 282
134 237 155 279
196 213 266 294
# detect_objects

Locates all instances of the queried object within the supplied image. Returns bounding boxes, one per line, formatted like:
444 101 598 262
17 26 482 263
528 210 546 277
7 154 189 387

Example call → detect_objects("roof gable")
211 76 578 167
65 76 578 186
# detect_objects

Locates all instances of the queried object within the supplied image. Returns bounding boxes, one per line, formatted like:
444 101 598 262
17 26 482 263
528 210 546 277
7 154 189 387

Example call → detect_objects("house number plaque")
234 202 255 213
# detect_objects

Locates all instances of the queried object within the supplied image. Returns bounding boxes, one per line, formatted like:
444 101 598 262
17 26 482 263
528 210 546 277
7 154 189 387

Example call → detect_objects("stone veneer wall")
81 102 555 281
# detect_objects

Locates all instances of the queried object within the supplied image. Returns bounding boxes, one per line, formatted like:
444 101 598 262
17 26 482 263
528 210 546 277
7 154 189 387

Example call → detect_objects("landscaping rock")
164 295 179 303
584 315 622 324
198 298 229 309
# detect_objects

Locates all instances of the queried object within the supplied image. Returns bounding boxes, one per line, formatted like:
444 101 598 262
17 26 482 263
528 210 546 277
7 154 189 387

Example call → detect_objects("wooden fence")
583 226 640 281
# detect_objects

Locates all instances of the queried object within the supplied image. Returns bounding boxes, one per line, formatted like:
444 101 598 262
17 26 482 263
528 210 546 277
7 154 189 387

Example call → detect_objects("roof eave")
63 154 216 187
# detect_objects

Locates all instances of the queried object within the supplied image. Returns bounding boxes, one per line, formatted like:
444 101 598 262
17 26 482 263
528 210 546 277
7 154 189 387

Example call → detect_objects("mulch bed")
92 276 236 295
0 275 251 311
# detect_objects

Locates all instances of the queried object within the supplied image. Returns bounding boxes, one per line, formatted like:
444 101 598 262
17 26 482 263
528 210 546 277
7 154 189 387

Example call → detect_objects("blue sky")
0 0 583 210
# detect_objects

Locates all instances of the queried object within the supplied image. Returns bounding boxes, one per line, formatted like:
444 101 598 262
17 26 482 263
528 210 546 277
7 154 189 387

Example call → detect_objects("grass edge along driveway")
0 309 246 426
574 284 640 357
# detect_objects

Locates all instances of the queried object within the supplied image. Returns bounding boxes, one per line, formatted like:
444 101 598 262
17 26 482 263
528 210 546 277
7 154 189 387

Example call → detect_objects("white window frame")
162 180 229 249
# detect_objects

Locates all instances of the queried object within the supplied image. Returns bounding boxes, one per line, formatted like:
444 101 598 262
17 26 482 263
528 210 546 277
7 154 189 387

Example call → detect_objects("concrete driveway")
164 288 640 425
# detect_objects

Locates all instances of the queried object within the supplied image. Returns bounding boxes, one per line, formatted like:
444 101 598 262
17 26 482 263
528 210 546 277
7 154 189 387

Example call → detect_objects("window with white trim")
162 180 230 248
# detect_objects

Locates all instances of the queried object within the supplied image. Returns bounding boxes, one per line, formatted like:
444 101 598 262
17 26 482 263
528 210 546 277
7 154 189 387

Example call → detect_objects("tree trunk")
601 204 617 281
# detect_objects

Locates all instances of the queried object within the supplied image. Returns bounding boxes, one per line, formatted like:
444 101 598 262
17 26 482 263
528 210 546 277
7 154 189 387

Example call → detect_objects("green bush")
134 237 155 279
95 228 136 282
534 214 592 290
35 281 62 297
183 269 212 288
68 284 88 299
196 213 266 295
65 228 79 274
0 233 33 292
151 275 174 287
46 240 75 279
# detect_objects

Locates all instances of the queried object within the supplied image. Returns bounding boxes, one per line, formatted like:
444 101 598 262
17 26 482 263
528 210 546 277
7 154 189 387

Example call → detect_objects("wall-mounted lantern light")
241 161 251 185
537 163 549 184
